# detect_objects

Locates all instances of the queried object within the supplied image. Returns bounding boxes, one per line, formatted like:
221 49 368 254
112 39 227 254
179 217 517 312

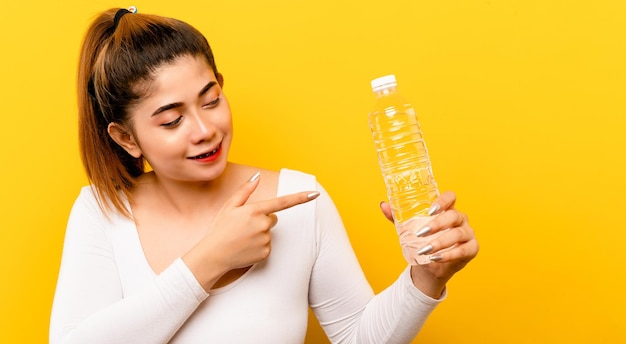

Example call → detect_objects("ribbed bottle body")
369 92 439 224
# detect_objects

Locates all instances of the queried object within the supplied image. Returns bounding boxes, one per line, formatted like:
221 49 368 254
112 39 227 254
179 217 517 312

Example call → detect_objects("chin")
198 159 229 181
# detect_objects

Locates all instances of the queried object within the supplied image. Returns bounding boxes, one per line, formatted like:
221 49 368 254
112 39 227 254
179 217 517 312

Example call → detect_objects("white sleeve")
309 183 444 344
49 188 208 344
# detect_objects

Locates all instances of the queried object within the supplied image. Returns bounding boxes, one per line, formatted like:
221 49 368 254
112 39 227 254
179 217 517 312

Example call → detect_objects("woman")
50 7 479 343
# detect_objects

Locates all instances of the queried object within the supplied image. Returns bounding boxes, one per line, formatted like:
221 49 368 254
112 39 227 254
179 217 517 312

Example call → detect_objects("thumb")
225 171 261 208
379 201 394 223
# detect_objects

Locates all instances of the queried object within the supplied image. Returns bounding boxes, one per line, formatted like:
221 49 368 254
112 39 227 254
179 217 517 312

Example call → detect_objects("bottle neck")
371 85 411 113
373 85 399 98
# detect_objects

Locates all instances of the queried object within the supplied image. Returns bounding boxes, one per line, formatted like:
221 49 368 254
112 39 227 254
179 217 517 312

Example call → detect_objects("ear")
216 72 224 88
107 122 142 158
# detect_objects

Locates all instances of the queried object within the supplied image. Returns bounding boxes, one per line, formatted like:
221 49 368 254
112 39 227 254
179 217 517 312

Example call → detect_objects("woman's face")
123 54 232 183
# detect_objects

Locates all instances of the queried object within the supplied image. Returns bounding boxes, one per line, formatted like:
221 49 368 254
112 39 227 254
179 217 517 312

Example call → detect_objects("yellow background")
1 0 624 342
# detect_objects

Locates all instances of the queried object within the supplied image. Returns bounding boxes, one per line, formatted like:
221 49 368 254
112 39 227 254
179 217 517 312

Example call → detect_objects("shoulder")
279 168 316 180
226 163 320 197
68 185 125 226
277 168 318 196
277 169 337 217
72 186 101 212
63 186 113 242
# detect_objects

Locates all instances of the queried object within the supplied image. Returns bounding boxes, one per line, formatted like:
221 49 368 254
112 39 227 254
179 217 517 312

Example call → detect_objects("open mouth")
189 143 221 159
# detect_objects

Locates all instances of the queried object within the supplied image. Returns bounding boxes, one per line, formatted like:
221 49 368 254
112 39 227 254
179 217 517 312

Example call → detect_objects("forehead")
136 54 215 98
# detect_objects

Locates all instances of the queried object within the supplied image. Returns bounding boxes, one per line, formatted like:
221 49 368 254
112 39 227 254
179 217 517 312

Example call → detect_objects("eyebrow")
151 81 218 117
198 81 218 97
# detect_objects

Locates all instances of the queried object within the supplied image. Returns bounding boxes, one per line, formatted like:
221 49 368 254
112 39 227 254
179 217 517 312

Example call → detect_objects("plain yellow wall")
1 0 625 342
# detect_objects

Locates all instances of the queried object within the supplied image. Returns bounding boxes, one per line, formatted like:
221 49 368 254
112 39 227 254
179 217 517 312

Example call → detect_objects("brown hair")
78 8 219 217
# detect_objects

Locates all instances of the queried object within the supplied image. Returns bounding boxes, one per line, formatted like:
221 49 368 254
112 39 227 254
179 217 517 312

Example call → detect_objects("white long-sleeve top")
50 169 444 343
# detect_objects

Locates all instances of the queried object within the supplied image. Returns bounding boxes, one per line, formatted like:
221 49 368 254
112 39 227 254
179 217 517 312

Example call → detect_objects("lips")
189 142 222 160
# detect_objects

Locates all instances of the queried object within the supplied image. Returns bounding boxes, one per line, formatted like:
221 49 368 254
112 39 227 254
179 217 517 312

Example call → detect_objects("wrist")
182 241 229 292
410 265 448 299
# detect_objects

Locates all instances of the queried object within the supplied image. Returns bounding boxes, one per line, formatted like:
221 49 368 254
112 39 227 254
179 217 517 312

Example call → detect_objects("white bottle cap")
371 74 397 92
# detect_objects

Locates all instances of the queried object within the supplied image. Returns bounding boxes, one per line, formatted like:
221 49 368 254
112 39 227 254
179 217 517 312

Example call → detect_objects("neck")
138 163 239 217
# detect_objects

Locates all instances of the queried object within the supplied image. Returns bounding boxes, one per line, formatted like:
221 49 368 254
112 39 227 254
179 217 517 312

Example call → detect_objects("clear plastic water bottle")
369 74 442 265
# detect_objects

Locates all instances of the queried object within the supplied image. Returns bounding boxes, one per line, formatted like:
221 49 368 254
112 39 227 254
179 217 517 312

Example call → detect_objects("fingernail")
415 226 431 237
307 191 320 200
429 254 443 262
248 171 261 183
428 203 440 216
417 244 433 255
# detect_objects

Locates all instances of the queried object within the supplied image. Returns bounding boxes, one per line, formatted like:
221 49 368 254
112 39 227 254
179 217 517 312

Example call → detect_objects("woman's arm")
49 188 208 344
309 183 443 344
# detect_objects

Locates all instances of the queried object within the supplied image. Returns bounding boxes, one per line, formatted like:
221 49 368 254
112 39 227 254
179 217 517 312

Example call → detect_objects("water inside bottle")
371 108 439 223
397 216 450 265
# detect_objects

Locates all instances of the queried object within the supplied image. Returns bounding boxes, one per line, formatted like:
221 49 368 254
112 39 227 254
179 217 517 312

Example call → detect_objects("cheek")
221 117 234 133
134 127 186 158
218 105 234 133
217 98 232 121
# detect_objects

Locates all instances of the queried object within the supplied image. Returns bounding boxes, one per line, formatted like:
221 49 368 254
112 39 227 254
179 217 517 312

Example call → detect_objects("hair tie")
113 6 137 31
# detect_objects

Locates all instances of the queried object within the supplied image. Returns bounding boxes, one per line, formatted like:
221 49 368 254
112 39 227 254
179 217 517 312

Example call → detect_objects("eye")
203 96 221 109
160 116 183 128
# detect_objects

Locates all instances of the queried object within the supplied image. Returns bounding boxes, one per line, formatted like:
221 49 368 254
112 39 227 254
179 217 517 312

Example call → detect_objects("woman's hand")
380 191 479 298
184 172 319 290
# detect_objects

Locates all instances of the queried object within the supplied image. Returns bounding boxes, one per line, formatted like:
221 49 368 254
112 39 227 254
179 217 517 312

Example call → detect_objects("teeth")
194 147 218 159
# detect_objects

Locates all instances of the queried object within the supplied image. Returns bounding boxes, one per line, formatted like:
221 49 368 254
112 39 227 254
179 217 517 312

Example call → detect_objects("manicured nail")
248 171 261 183
307 191 320 200
415 226 431 237
429 254 443 262
417 244 433 255
428 203 440 216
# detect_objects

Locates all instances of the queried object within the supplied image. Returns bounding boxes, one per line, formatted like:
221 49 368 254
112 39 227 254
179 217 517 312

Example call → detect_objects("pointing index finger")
255 191 320 214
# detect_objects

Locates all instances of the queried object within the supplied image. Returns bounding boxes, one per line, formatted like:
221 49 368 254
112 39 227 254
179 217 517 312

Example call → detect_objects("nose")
189 110 216 144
